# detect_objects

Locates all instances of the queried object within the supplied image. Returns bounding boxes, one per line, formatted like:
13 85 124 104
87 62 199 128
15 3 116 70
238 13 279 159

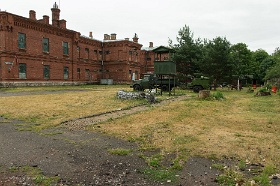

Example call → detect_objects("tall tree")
169 25 203 82
230 43 252 90
251 49 270 84
264 48 280 86
200 37 232 89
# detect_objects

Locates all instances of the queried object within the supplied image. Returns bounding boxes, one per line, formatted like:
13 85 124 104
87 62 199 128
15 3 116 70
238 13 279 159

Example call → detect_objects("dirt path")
62 95 191 131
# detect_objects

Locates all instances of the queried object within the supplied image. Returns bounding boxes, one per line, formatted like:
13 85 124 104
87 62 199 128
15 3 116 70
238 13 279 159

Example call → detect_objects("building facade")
0 3 158 87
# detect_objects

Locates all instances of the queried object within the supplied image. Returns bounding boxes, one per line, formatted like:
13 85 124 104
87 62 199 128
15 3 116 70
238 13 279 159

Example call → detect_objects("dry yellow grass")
91 90 280 168
0 85 141 129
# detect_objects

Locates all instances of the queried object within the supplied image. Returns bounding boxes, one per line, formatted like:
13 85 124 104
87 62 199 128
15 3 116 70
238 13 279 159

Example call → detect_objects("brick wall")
0 5 160 86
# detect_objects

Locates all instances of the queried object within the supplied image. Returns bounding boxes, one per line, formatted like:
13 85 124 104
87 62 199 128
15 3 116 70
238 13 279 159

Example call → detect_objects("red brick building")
0 3 158 87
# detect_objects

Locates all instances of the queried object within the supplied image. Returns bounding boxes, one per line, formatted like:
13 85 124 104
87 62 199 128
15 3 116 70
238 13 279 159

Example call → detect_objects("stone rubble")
116 90 156 103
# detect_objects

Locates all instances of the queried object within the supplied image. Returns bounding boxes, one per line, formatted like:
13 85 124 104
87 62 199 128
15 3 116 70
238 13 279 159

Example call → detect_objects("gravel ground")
0 115 224 186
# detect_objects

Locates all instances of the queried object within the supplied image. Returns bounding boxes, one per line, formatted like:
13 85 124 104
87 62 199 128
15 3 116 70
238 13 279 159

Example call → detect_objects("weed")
170 158 183 171
238 160 246 171
146 154 163 168
216 168 244 186
107 117 114 122
253 165 277 186
212 163 225 171
108 148 132 155
211 91 225 100
7 165 59 185
142 167 177 183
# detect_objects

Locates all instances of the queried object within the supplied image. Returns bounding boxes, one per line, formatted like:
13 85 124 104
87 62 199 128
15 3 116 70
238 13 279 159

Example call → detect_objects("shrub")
211 91 224 100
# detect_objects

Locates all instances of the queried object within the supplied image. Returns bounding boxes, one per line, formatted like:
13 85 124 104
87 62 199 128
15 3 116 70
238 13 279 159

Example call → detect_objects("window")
43 65 50 79
43 38 49 52
19 63 26 79
64 67 69 79
77 68 80 79
77 46 80 59
18 33 26 49
85 69 90 80
63 42 69 55
85 48 89 59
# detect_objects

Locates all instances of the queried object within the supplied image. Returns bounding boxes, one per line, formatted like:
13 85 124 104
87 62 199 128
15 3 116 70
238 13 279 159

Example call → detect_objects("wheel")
133 84 142 91
193 85 203 93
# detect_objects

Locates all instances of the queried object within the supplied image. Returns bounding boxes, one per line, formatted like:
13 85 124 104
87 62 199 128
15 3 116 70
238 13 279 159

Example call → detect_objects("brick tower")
51 2 60 27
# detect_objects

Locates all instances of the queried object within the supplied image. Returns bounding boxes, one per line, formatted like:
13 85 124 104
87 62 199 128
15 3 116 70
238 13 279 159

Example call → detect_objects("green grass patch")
142 167 178 183
253 165 277 186
7 165 60 185
212 163 225 171
216 168 245 186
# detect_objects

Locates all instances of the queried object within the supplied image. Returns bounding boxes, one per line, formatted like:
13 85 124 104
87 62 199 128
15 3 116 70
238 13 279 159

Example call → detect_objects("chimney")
104 34 110 40
59 19 66 29
89 32 93 38
51 2 60 27
111 33 116 40
149 42 153 48
29 10 36 20
133 33 139 43
43 15 49 24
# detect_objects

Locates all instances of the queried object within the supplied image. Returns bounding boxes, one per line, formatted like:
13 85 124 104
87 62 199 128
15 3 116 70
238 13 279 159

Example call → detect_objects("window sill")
18 48 26 52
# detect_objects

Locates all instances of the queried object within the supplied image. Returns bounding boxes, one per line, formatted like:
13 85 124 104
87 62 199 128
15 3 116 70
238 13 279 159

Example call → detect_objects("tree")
251 49 270 84
230 43 252 90
200 37 232 89
169 25 203 82
264 48 280 86
264 62 280 80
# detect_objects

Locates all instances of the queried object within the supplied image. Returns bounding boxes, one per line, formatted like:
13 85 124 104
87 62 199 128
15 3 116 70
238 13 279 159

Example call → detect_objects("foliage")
230 43 252 76
211 91 224 100
200 37 232 88
265 62 280 80
169 25 280 86
258 87 269 93
169 25 203 80
251 49 270 83
253 165 277 186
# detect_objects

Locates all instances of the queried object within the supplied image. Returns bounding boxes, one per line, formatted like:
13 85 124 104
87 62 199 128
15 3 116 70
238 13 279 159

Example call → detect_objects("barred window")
18 33 26 49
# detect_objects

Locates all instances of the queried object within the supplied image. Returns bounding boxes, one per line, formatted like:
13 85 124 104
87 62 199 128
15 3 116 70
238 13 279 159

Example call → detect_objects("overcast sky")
2 0 280 54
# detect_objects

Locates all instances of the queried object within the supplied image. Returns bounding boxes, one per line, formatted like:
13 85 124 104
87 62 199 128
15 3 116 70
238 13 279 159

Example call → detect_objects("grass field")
0 85 144 129
0 85 279 184
90 88 280 168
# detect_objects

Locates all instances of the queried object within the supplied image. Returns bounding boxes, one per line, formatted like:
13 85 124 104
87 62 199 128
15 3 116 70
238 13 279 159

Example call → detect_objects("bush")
211 91 224 100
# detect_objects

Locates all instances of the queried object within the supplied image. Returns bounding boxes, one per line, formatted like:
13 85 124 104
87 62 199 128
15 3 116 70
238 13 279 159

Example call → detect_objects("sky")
1 0 280 54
